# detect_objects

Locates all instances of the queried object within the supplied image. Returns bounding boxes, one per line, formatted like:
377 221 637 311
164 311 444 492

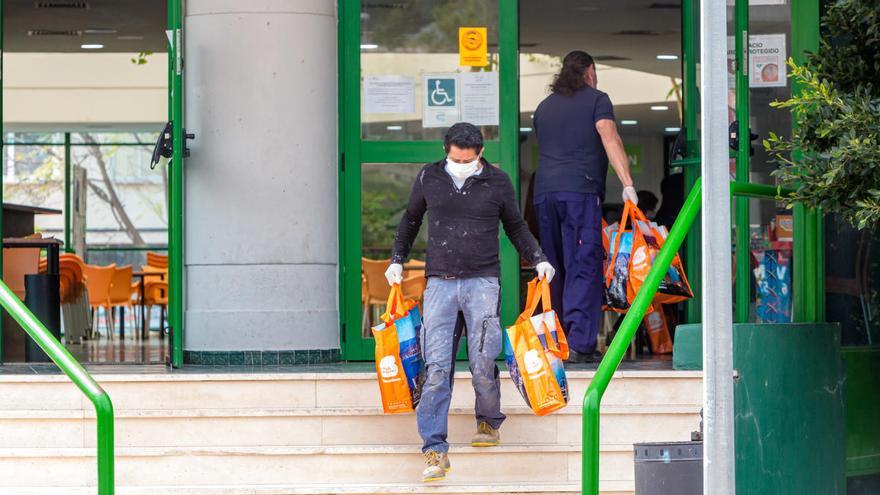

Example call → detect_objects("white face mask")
446 157 480 180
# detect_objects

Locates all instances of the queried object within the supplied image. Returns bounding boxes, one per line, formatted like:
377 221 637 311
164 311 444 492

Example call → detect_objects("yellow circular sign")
461 29 484 51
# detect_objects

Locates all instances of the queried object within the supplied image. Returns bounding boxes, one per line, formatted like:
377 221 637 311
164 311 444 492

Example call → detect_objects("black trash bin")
24 273 61 363
634 441 703 495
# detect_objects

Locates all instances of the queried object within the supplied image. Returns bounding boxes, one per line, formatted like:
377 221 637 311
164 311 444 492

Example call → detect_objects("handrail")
0 280 115 494
582 178 702 495
581 177 802 494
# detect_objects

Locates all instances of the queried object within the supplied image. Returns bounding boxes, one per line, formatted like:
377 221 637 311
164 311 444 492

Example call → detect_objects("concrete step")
0 405 700 448
0 444 635 487
2 480 633 495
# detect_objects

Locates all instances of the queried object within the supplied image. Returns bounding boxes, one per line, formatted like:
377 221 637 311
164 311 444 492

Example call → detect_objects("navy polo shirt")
533 86 616 199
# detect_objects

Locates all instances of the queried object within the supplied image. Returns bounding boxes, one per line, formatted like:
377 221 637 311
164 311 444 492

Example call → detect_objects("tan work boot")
422 450 450 482
471 421 501 447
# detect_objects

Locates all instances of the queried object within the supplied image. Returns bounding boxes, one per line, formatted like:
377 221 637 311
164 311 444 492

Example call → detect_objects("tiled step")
0 370 703 411
0 444 635 487
0 405 700 448
2 480 634 495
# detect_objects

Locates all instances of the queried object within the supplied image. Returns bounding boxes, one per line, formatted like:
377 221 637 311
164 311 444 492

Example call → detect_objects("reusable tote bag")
627 207 693 305
371 285 424 414
504 278 569 416
605 202 637 312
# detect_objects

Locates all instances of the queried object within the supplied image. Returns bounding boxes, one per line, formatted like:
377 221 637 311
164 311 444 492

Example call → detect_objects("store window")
360 0 500 141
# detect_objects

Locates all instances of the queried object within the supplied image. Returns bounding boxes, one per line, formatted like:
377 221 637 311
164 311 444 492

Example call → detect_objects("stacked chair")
142 252 169 335
361 258 426 331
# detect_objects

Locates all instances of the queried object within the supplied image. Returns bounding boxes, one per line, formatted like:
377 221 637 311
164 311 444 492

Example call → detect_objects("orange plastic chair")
361 258 426 330
82 263 116 336
146 252 168 269
2 248 40 300
143 280 169 335
108 265 135 336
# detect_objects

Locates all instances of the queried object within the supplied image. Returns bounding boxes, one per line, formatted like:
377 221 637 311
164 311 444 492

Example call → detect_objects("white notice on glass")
364 76 415 114
459 72 499 126
749 34 786 88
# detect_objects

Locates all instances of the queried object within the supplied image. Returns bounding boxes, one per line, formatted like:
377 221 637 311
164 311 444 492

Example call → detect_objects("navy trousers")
534 192 604 354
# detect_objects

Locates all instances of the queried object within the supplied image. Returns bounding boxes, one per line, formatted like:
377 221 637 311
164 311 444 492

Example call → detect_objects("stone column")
183 0 338 363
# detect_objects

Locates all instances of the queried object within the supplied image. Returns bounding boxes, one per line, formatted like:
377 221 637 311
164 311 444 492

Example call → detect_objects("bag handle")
533 278 570 359
516 278 543 324
381 284 408 324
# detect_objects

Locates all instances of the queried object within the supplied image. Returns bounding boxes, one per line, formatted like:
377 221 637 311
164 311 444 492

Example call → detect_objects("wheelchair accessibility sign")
423 74 460 128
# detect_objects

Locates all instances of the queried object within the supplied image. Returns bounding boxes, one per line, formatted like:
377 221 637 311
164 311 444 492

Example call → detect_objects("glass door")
340 0 520 360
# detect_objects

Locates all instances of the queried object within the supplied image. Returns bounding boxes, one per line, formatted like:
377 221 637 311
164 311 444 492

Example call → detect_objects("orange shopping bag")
627 205 693 305
371 285 424 414
642 306 673 354
504 278 568 416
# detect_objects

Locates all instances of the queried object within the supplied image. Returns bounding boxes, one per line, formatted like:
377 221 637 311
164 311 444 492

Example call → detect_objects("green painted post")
498 0 520 327
681 0 702 324
169 0 184 366
790 0 820 323
64 132 73 253
734 0 751 323
583 179 703 495
337 0 347 360
0 280 114 493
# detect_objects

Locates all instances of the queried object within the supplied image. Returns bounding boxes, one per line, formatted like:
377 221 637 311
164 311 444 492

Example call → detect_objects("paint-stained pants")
535 192 605 354
416 276 506 453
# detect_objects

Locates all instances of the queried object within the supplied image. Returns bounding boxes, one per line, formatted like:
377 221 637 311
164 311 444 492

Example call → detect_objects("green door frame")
338 0 520 361
168 0 184 367
681 0 824 325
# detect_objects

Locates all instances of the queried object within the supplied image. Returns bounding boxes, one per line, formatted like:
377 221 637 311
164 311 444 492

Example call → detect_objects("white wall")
182 0 339 352
2 53 167 127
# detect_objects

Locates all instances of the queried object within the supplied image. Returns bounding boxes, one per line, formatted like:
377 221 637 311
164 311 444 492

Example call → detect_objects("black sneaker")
566 349 604 363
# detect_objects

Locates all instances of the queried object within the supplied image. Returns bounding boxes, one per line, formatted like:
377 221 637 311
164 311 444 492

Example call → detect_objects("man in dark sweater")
386 123 554 482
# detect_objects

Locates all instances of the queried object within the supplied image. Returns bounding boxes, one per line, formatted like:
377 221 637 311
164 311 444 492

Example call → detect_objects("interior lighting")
80 43 104 49
656 54 679 60
650 105 669 111
621 120 638 125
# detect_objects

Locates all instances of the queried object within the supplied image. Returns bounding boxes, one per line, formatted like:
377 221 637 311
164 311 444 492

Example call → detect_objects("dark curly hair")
444 122 484 153
550 50 595 96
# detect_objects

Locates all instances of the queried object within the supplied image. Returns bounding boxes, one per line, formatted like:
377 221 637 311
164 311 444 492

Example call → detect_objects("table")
3 237 63 275
2 203 62 238
133 271 166 339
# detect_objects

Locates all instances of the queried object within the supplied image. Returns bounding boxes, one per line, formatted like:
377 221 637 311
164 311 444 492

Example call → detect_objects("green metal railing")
0 281 114 494
581 178 798 495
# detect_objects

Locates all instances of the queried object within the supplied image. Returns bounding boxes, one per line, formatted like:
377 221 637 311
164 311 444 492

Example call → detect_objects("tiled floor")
0 355 674 375
64 331 169 365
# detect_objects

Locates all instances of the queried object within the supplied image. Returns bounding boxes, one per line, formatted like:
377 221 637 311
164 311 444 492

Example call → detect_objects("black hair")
550 50 595 96
444 122 484 153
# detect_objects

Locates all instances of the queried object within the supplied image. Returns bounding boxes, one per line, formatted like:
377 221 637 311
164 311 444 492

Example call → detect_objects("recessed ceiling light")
621 120 638 125
80 43 103 49
520 127 533 133
386 125 403 131
361 44 379 50
666 127 682 132
657 54 679 60
651 105 669 111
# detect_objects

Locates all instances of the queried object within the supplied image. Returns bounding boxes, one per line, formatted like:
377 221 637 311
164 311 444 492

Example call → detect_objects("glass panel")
360 0 500 141
2 134 65 237
361 163 427 336
741 197 795 323
2 131 64 145
70 132 167 251
748 2 792 186
825 214 880 346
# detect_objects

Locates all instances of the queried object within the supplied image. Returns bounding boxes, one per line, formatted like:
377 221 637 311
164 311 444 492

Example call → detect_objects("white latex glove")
622 185 639 205
384 263 403 286
535 261 556 283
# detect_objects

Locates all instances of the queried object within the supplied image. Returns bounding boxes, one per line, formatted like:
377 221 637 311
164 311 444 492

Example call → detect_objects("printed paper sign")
364 76 416 114
423 74 460 128
459 71 499 126
459 27 488 67
726 34 787 89
749 34 786 88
